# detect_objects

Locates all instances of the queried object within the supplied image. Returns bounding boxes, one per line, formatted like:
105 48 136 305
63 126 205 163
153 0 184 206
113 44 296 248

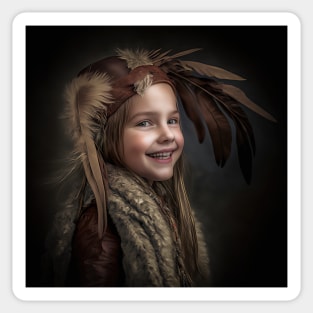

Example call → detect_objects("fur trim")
193 218 211 286
63 72 113 235
63 72 112 146
106 164 210 287
107 164 180 286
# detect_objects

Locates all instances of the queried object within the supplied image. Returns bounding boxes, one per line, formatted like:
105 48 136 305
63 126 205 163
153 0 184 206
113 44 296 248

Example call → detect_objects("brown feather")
231 106 255 184
149 49 172 64
180 60 246 81
208 87 256 182
203 84 256 156
169 70 258 182
217 83 277 122
165 48 203 60
175 79 206 143
195 89 232 167
153 48 202 66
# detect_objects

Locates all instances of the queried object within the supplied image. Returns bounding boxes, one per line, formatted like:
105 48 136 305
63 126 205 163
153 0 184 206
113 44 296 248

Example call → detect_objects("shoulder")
74 204 120 244
70 204 124 287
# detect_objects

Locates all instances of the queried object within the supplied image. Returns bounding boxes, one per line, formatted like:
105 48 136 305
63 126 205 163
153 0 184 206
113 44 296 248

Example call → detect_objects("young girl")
45 48 275 287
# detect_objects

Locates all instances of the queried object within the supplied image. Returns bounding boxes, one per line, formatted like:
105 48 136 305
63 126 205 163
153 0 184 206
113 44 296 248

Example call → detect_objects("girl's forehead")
132 83 176 104
128 87 178 117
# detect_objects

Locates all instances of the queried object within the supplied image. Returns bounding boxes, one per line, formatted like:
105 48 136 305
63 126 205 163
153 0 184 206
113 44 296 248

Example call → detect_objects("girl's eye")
168 118 179 125
136 120 151 127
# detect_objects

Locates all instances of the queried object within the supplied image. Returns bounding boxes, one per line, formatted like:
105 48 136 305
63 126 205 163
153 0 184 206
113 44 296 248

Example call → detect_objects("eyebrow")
128 110 180 122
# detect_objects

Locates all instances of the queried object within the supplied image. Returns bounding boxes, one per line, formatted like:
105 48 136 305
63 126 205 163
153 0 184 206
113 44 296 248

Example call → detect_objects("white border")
12 12 301 301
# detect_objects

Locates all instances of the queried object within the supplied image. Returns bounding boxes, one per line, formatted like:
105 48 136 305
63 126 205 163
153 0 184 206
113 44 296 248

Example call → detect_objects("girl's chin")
146 171 174 183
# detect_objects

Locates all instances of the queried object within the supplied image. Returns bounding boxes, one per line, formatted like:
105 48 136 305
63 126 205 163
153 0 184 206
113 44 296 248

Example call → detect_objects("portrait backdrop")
26 25 287 288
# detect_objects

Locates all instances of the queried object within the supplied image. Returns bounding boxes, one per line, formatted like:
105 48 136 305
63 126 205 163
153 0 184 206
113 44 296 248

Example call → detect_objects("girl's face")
122 83 184 185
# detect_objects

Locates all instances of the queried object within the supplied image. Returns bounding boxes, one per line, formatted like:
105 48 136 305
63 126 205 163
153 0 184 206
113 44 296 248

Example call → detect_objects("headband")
109 65 176 116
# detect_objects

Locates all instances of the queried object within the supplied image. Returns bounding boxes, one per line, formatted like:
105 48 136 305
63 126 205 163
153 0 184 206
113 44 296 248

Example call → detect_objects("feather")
195 89 232 167
153 48 202 66
199 81 257 182
64 72 113 236
231 106 255 184
217 83 277 122
175 79 206 143
179 60 246 81
148 49 172 64
161 48 202 61
134 74 153 96
202 88 256 183
116 48 153 69
167 64 260 184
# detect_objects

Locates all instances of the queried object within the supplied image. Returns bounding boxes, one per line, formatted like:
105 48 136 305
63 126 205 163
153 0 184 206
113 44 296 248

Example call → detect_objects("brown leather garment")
108 65 176 116
67 205 125 287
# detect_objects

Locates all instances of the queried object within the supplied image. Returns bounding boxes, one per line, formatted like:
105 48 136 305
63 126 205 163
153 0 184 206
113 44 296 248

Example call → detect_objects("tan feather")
134 74 153 96
64 72 113 236
116 48 153 69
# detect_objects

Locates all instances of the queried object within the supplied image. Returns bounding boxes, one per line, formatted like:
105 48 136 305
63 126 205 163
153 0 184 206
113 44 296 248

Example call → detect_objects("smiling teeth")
149 152 172 159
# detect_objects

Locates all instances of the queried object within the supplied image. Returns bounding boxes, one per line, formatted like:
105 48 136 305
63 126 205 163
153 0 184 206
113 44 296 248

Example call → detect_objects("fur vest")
43 164 210 287
106 164 210 287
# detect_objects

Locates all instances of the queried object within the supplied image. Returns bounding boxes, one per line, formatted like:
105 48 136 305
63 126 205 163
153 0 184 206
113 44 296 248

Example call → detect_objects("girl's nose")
157 124 175 143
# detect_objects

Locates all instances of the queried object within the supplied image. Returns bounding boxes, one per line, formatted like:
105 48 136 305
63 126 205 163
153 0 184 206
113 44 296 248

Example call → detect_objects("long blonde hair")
102 96 201 277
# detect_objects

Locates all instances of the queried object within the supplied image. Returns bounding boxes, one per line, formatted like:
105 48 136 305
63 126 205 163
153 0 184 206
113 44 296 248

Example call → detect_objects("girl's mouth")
147 152 172 160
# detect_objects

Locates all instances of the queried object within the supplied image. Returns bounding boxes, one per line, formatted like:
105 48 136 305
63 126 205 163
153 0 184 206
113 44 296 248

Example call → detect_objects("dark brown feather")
175 79 206 143
204 92 255 183
203 84 257 180
168 69 258 183
231 106 256 184
195 89 232 167
212 90 256 183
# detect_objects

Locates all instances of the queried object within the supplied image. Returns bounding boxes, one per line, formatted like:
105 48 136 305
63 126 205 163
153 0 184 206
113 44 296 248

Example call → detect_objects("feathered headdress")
64 48 276 235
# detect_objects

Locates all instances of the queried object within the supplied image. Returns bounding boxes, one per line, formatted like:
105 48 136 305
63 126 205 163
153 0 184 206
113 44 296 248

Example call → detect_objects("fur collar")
106 164 210 287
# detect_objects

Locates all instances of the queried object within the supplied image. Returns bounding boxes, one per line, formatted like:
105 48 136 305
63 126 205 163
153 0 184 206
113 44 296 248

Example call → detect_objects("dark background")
26 25 287 287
